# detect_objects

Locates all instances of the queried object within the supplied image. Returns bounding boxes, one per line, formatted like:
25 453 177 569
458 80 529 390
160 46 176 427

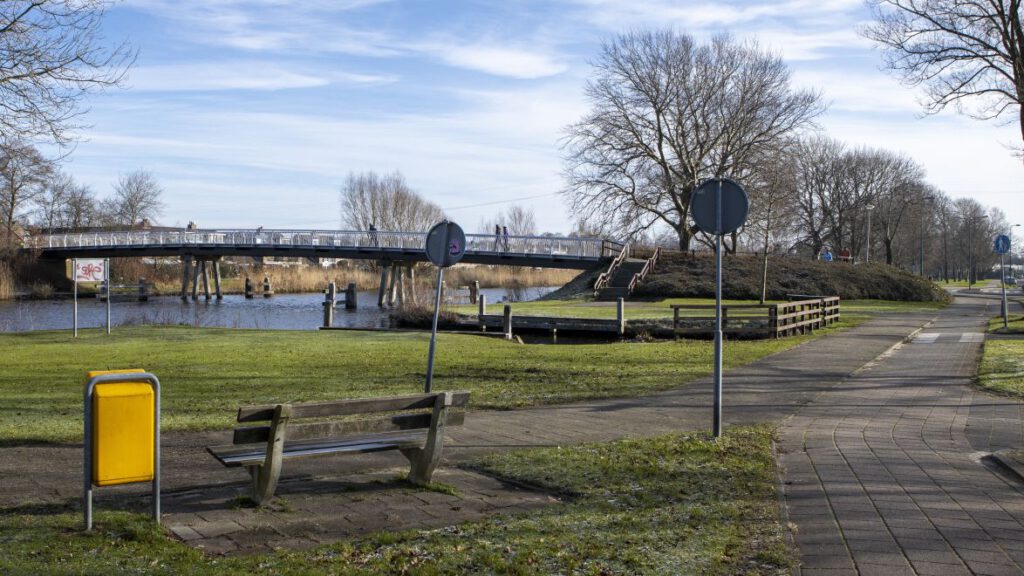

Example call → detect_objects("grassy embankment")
979 294 1024 396
0 426 792 575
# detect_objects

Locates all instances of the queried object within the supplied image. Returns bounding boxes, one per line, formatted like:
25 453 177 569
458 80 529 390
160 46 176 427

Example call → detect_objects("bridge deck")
27 229 622 269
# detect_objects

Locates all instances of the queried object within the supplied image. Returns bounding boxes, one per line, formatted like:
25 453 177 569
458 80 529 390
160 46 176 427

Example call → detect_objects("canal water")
0 286 555 333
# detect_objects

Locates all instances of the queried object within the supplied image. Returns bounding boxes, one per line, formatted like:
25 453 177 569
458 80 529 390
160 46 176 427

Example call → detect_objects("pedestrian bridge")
27 228 623 269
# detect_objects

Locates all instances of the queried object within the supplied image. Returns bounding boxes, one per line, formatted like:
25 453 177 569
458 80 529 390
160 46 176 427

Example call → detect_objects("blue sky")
63 0 1023 235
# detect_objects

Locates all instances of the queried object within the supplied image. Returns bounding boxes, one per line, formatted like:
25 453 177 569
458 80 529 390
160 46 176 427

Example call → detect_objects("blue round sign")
995 234 1011 255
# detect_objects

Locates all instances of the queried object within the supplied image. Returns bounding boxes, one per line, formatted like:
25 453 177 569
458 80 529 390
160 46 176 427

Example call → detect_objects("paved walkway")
5 295 1024 572
779 295 1024 575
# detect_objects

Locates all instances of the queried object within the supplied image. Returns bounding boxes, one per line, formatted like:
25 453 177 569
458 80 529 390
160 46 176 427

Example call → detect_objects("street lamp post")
866 204 875 264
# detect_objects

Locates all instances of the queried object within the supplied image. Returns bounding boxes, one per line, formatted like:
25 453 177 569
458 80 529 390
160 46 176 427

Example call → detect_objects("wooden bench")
206 391 470 505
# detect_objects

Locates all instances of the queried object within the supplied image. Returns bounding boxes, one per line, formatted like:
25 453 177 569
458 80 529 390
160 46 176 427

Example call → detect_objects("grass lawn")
978 339 1024 396
0 325 822 443
0 426 792 575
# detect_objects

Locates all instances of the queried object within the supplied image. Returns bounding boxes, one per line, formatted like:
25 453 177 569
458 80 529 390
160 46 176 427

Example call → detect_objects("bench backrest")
231 391 471 446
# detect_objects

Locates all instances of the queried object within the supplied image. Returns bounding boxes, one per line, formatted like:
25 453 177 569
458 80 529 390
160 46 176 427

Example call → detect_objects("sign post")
690 178 749 438
423 220 466 392
995 234 1011 328
73 259 106 338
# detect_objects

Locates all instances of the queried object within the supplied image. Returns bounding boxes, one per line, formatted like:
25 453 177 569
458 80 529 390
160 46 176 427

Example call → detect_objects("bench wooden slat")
231 411 466 445
208 430 429 467
236 391 470 422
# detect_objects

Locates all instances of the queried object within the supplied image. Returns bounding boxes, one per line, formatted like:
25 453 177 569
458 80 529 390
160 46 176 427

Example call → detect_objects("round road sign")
425 220 466 268
689 178 749 235
995 234 1011 255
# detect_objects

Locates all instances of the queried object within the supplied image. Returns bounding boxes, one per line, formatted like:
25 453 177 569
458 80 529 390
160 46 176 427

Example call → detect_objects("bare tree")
62 179 98 228
33 170 96 230
0 138 52 247
477 204 538 236
0 0 134 145
110 170 163 227
745 143 800 302
562 31 823 250
863 1 1024 148
792 136 845 258
340 171 445 232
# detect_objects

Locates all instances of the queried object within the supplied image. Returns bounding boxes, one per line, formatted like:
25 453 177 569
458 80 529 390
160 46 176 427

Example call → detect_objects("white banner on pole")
74 259 106 283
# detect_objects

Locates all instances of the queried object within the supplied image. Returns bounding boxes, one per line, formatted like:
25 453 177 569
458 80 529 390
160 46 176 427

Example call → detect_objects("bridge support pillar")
387 263 400 306
377 262 389 307
212 260 222 300
407 266 417 305
180 256 192 300
191 260 201 300
200 260 211 300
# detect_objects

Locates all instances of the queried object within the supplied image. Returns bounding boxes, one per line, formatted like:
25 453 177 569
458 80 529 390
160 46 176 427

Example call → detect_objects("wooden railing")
627 246 661 294
593 244 630 293
670 296 840 338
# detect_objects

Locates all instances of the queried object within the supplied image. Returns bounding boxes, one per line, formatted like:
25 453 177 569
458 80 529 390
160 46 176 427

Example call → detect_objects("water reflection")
0 286 554 333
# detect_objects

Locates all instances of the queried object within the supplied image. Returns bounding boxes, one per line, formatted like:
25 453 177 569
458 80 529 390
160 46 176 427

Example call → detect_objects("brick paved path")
779 296 1024 575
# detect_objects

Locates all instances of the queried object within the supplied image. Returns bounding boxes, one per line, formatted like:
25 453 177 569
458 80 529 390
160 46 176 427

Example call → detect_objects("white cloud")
428 43 568 79
569 0 865 30
127 62 337 92
792 68 921 114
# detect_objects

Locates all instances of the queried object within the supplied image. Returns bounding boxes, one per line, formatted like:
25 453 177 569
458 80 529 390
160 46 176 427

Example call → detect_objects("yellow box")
89 369 154 487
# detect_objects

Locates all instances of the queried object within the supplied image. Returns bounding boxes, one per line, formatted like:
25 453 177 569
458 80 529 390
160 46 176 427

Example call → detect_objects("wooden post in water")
213 260 223 300
138 278 149 302
323 283 335 328
617 297 625 336
377 263 389 307
503 304 512 340
263 276 273 298
345 283 357 309
470 281 479 305
180 256 192 300
244 277 254 299
478 294 487 332
326 281 337 306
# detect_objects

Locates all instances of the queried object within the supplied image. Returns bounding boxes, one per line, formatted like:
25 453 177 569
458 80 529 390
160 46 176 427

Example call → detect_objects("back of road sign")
690 178 749 235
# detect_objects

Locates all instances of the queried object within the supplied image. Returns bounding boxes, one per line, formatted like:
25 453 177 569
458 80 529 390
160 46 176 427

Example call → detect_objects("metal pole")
425 267 445 393
105 258 111 335
713 179 723 438
73 259 78 338
1002 251 1009 328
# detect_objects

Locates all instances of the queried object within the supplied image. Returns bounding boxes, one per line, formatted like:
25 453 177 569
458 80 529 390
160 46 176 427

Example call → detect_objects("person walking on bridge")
368 223 379 247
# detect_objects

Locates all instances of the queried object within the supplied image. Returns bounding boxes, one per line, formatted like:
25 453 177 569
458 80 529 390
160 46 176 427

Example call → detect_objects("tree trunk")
884 239 894 265
676 225 692 252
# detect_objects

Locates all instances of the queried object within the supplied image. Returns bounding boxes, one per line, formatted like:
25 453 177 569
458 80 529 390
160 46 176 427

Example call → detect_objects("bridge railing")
28 229 624 261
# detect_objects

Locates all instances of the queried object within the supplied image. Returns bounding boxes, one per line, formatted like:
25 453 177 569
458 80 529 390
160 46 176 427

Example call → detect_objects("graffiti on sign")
75 259 106 282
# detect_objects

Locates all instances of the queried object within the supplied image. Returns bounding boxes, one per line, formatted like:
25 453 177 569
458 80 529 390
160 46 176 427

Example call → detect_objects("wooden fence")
671 297 840 338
